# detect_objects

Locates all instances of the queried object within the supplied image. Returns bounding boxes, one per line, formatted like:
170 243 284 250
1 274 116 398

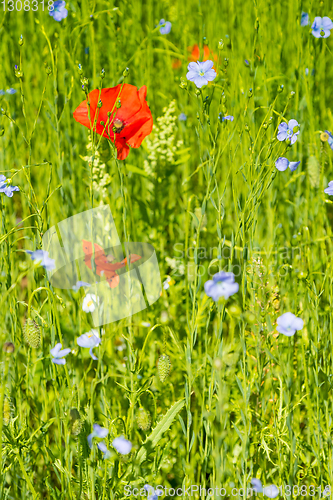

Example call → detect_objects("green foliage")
1 0 333 498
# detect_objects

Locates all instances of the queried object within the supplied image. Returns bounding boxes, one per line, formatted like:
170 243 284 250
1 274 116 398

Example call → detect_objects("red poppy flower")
73 83 153 160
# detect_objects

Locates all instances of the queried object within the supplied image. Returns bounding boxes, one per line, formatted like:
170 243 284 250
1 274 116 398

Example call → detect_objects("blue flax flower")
251 479 263 493
222 115 234 122
97 441 111 459
72 280 91 291
204 271 239 301
301 12 309 26
26 250 55 271
277 119 300 145
6 88 16 94
88 424 111 459
325 130 333 150
178 113 187 121
186 60 217 89
77 329 101 360
0 90 4 95
144 485 163 500
277 312 303 336
158 19 171 34
112 436 132 455
311 17 333 38
251 479 278 498
50 343 71 365
50 1 68 21
275 157 300 172
0 175 19 198
324 181 333 195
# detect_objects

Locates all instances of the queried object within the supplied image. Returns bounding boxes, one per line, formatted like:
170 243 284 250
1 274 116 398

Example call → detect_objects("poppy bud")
157 354 171 382
123 67 129 77
14 66 23 78
23 318 41 348
228 304 242 318
19 35 24 46
179 78 187 90
277 84 284 93
116 99 121 109
100 120 105 127
136 407 151 431
3 396 11 425
213 358 222 370
218 39 224 50
247 88 253 98
244 311 256 324
3 342 15 353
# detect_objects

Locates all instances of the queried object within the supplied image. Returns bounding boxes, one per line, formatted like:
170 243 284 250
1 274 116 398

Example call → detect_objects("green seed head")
3 396 11 426
136 407 151 431
23 318 41 349
157 354 171 382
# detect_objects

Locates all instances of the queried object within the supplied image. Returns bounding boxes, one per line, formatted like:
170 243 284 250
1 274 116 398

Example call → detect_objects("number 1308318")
2 0 54 11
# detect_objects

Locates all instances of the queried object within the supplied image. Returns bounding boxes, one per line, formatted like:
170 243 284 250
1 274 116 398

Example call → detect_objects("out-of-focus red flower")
73 83 153 160
172 44 218 69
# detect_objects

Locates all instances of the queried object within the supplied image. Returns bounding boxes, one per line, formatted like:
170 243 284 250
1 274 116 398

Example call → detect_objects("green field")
1 0 333 498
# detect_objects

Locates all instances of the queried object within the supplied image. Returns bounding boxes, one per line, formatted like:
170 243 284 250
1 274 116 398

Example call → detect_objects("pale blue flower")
251 479 263 493
50 0 68 21
324 181 333 195
6 88 16 94
325 130 333 150
275 157 300 172
72 280 91 291
186 60 217 89
112 436 132 454
277 119 300 144
301 12 309 26
222 115 234 122
77 329 101 360
277 312 303 336
204 271 239 301
0 175 19 198
26 249 55 271
311 16 333 38
158 19 171 34
88 423 108 448
178 113 187 121
97 441 111 459
263 485 279 498
50 343 71 365
0 90 4 96
144 485 163 500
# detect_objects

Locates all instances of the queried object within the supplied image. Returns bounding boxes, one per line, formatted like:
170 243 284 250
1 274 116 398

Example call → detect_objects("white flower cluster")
143 100 183 176
83 135 111 201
